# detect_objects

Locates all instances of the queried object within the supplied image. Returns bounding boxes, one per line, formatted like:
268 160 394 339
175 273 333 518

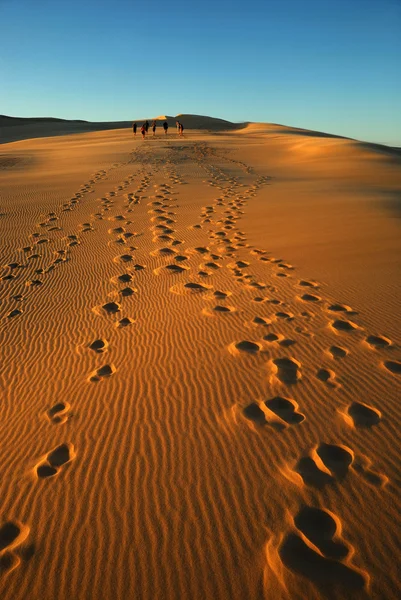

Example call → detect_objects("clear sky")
1 0 400 145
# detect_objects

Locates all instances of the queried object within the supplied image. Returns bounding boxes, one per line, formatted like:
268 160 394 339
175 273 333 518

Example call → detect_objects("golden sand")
0 119 400 599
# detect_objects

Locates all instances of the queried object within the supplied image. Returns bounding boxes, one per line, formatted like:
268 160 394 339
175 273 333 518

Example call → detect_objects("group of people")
132 119 184 139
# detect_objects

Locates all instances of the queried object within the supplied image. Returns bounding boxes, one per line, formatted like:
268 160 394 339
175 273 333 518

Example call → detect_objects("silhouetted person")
163 121 168 135
145 120 149 133
132 122 137 136
176 120 180 133
179 122 184 136
152 120 157 136
141 124 146 139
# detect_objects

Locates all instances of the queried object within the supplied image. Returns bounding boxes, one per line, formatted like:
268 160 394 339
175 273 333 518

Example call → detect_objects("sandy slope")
0 122 401 600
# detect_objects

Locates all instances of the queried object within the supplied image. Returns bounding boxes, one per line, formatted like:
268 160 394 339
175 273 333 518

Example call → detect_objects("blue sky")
1 0 400 145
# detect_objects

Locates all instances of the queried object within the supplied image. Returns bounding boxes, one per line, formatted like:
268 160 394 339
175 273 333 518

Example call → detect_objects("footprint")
0 521 30 553
232 340 262 354
102 302 121 314
26 279 43 287
184 282 210 292
116 273 133 284
271 358 301 384
294 507 349 560
383 360 401 375
280 338 296 347
264 333 281 343
252 317 272 326
90 364 116 382
331 320 359 332
0 520 30 574
275 311 294 320
365 335 392 349
278 510 366 591
212 290 230 300
120 286 137 297
328 303 354 313
114 254 133 263
243 403 267 425
164 264 188 274
151 247 176 257
153 234 174 243
46 402 71 424
247 281 268 290
299 280 319 288
89 339 109 353
203 261 221 270
8 309 23 318
346 402 381 427
212 305 234 313
35 443 75 478
316 368 337 386
265 396 305 424
352 455 388 488
316 444 353 479
295 455 334 488
328 345 348 359
300 294 321 302
117 317 135 327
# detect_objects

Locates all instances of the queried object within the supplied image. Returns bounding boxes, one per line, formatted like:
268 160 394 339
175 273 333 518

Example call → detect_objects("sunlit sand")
1 115 400 599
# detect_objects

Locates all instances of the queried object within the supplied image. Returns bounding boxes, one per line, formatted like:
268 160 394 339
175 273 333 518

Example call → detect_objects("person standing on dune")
145 120 149 133
163 121 168 135
152 120 157 136
176 120 180 133
179 122 184 136
141 124 146 140
132 122 137 136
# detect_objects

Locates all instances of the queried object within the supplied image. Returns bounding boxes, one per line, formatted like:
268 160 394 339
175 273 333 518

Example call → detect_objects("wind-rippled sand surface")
1 124 401 599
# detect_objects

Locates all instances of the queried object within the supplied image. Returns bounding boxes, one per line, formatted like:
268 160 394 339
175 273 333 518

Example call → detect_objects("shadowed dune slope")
0 115 132 144
1 113 247 144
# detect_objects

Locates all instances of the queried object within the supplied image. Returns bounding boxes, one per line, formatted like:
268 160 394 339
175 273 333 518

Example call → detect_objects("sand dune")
0 118 400 599
0 115 132 144
0 113 246 145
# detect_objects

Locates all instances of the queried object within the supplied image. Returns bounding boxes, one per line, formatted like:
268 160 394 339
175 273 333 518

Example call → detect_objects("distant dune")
131 115 246 131
0 113 248 144
0 115 132 144
173 114 247 130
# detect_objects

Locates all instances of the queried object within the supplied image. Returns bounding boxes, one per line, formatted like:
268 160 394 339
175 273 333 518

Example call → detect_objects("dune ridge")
0 122 400 599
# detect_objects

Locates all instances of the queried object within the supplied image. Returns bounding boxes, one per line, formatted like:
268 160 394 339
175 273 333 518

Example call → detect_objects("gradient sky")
1 0 400 145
